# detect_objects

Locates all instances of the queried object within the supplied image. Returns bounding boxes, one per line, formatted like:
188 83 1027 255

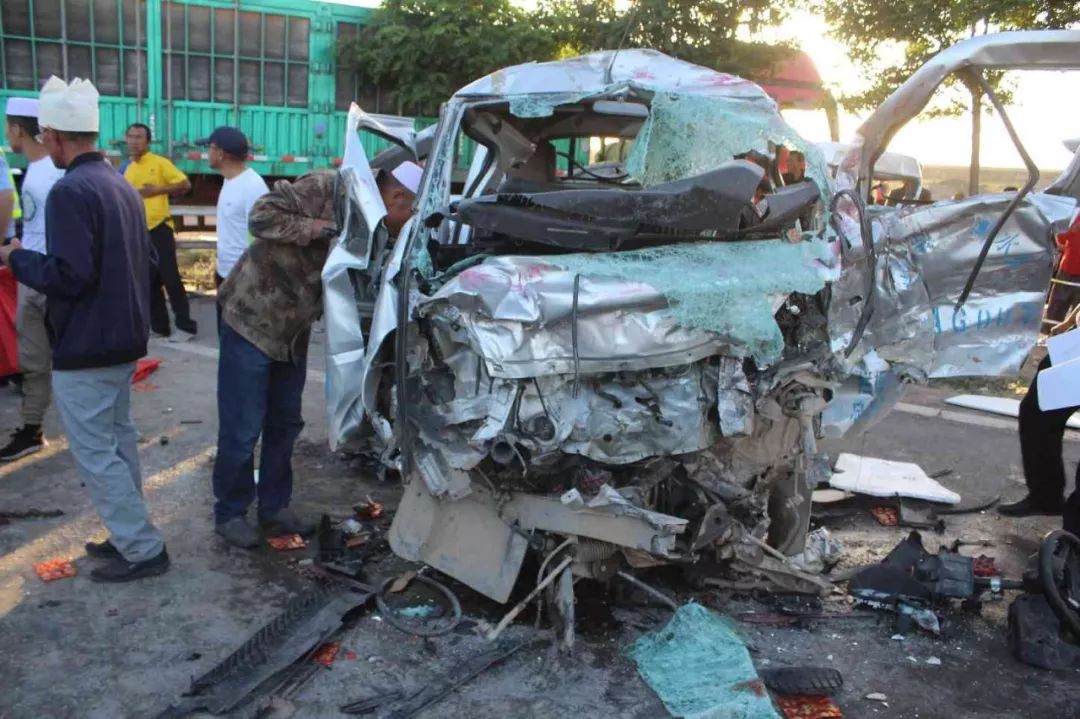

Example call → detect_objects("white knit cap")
391 161 423 194
4 97 39 118
38 76 99 132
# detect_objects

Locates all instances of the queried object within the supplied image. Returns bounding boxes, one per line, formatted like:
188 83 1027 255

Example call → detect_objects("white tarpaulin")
829 453 961 505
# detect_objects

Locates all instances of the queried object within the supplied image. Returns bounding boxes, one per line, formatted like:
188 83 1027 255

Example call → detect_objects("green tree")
538 0 796 79
821 0 1080 111
337 0 557 115
338 0 802 116
820 0 1080 190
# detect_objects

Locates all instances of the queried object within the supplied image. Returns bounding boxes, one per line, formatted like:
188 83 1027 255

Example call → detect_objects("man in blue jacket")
0 77 168 583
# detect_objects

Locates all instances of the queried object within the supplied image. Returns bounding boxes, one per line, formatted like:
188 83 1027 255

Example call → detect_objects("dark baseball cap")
195 126 249 158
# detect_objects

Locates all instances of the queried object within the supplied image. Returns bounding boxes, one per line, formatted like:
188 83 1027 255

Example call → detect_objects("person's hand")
0 239 23 266
139 184 161 198
311 219 338 239
1051 307 1079 336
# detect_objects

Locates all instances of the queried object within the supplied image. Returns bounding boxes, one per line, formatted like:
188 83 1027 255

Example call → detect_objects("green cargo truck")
0 0 413 190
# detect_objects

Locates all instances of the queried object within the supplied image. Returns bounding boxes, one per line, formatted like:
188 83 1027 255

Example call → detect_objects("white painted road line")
895 401 1080 441
153 339 1079 440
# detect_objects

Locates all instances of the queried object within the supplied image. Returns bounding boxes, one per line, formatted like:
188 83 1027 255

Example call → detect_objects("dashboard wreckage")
320 36 1080 619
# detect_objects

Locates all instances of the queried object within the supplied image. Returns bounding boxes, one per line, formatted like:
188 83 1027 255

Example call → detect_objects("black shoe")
176 320 198 335
259 508 316 537
85 538 122 559
0 425 46 462
215 517 260 548
997 495 1063 518
89 547 170 583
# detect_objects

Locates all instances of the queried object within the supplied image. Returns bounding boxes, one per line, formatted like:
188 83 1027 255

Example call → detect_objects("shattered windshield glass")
626 91 829 202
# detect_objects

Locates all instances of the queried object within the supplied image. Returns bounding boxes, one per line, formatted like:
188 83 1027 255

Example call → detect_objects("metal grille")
162 4 309 108
0 0 146 96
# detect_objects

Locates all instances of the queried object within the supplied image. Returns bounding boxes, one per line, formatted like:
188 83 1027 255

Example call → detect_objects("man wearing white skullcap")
208 160 419 548
2 97 65 461
0 77 169 582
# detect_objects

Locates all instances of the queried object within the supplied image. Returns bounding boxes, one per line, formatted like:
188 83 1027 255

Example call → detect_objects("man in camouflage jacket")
212 163 418 548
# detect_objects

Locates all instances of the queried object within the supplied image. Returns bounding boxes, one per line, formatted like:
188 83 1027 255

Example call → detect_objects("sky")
769 10 1079 171
323 1 1078 170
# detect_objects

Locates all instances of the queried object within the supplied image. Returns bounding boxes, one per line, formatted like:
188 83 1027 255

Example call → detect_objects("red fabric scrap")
973 555 999 577
355 496 384 520
311 642 340 667
776 695 843 719
33 558 77 582
266 534 306 551
133 358 162 384
870 506 898 526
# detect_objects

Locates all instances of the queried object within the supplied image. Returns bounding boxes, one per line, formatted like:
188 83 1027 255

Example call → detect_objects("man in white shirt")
1 97 65 460
196 127 268 331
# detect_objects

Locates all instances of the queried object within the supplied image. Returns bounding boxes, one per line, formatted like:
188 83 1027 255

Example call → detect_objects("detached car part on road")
321 37 1080 610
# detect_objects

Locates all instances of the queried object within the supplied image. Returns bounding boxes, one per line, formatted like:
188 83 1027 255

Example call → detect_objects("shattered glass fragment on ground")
627 602 781 719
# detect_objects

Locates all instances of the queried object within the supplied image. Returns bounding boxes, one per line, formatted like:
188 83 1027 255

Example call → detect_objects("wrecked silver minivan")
322 39 1079 611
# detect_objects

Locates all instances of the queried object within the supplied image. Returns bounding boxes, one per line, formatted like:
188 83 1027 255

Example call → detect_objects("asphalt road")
1 294 1078 719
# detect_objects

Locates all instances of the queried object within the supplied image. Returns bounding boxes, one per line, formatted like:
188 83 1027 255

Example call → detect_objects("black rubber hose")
376 574 463 637
1038 529 1080 639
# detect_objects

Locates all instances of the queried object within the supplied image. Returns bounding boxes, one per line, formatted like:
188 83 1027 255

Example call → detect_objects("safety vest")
0 148 21 221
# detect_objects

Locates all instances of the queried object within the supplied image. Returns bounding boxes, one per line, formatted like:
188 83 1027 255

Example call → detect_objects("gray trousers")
16 283 51 425
53 363 164 562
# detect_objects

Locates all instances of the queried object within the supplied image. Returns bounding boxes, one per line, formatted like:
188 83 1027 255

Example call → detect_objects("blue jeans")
212 323 306 523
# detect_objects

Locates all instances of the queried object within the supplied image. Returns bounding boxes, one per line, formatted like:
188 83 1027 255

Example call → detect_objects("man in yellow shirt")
123 123 197 337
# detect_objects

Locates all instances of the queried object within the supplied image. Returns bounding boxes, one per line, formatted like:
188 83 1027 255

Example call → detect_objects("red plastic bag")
0 268 18 377
133 358 161 384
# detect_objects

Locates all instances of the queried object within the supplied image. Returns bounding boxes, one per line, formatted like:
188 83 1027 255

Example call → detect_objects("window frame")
0 0 146 96
162 5 309 108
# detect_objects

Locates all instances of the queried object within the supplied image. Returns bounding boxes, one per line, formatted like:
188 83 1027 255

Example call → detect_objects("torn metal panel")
422 241 837 371
322 105 390 449
500 491 687 556
351 106 419 158
423 273 725 378
716 356 754 437
829 195 1067 377
820 352 913 438
388 477 528 604
414 445 473 500
456 49 771 107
